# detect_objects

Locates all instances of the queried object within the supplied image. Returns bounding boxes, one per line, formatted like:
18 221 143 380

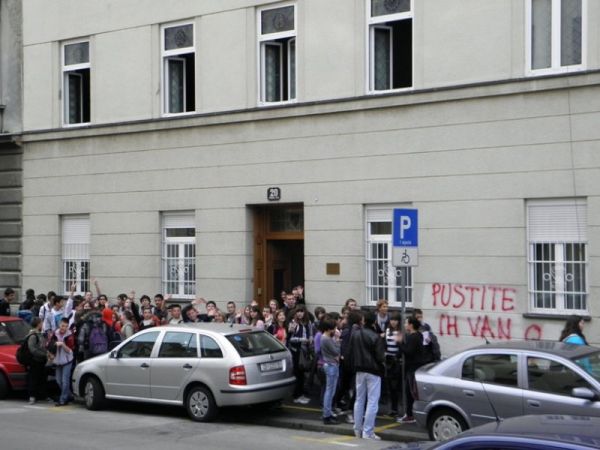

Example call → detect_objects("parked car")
414 341 600 441
0 316 30 398
387 414 600 450
72 323 295 421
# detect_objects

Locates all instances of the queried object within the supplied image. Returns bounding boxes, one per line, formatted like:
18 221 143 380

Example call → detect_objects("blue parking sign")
393 209 418 247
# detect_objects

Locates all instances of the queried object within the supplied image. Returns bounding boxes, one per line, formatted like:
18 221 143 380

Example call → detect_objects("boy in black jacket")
396 316 426 424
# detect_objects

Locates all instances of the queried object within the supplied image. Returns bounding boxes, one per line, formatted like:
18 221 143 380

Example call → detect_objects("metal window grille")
61 216 90 295
527 200 588 314
162 214 196 299
366 213 413 305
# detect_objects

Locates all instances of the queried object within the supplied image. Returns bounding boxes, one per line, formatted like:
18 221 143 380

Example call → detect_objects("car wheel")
0 373 8 399
83 377 106 411
429 408 467 441
186 386 217 422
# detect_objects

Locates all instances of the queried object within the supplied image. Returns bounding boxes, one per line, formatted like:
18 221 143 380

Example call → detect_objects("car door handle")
183 364 193 369
528 399 541 408
463 390 475 397
140 363 149 368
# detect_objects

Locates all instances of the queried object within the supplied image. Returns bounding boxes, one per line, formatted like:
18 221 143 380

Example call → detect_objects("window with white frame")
162 23 196 114
367 0 412 92
258 3 296 104
162 213 196 298
366 207 413 305
527 199 588 314
62 40 90 125
61 216 90 295
528 0 586 74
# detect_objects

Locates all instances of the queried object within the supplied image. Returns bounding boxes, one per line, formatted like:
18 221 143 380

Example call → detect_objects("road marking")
374 422 402 432
291 436 359 447
282 405 394 420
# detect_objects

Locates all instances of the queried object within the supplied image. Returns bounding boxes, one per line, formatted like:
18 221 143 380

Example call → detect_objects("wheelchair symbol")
401 249 410 264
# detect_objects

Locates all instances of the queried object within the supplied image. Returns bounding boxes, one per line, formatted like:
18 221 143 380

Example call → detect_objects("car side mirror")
109 350 119 359
572 387 598 401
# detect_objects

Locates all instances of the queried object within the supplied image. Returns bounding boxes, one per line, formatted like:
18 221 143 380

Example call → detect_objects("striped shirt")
385 328 400 357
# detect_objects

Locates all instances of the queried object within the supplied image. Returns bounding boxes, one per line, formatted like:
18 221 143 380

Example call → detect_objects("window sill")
523 313 591 321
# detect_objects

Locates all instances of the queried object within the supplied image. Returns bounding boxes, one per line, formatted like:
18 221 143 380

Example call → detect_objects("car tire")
186 385 217 422
0 373 8 399
428 408 468 441
83 377 106 411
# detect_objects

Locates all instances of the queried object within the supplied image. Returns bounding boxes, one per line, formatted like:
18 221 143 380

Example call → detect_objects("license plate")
260 360 283 372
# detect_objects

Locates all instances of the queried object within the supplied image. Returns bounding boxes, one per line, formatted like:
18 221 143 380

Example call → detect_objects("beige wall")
23 0 600 131
21 75 600 353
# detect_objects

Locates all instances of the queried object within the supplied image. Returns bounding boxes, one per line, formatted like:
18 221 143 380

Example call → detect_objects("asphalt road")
0 397 400 450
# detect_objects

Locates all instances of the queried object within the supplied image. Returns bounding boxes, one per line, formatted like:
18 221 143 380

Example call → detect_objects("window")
162 213 196 299
158 332 198 358
119 331 159 358
258 3 296 104
61 215 90 295
462 354 518 387
527 357 591 395
226 332 287 357
366 207 412 305
527 0 586 74
62 40 90 125
527 199 588 314
162 22 195 114
200 335 223 358
367 0 412 92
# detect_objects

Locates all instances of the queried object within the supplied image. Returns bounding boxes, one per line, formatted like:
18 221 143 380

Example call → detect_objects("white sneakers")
293 395 310 405
362 433 381 441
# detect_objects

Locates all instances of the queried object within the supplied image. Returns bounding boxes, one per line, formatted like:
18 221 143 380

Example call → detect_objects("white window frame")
161 212 196 299
527 199 588 315
61 39 90 127
525 0 587 76
161 21 196 116
366 0 413 94
365 206 413 306
257 2 297 106
61 215 90 295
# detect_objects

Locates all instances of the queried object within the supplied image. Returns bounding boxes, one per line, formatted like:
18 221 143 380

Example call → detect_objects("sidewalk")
233 394 429 443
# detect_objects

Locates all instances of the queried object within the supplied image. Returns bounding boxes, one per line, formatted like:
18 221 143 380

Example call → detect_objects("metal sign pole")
400 290 406 417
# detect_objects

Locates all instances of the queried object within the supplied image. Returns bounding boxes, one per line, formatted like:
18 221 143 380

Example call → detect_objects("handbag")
297 348 314 372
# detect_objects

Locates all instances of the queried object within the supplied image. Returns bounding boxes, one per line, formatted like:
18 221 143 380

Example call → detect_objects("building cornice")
21 70 600 143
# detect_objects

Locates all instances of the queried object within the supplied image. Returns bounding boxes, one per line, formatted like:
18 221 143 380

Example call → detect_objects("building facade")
20 0 600 353
0 0 23 298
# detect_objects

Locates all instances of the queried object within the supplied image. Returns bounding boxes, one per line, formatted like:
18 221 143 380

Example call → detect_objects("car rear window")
226 331 286 357
0 320 29 345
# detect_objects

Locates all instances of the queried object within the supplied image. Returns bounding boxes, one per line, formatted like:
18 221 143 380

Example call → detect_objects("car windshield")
226 331 287 357
572 351 600 382
0 320 30 345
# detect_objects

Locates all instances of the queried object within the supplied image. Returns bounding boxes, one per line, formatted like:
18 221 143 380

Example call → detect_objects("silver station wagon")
414 341 600 441
71 323 295 421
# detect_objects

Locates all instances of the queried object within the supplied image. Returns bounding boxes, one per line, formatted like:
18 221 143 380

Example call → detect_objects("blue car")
386 415 600 450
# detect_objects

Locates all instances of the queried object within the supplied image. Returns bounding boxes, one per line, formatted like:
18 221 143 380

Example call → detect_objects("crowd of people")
3 283 443 440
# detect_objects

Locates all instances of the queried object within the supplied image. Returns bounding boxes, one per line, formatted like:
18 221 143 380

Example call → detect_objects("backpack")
89 322 108 355
429 332 441 361
16 333 37 366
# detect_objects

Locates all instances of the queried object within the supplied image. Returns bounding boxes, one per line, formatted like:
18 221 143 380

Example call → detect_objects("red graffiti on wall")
432 283 516 312
438 314 542 341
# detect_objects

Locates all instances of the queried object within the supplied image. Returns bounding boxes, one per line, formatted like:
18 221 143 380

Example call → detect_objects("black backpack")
429 332 442 361
16 333 38 366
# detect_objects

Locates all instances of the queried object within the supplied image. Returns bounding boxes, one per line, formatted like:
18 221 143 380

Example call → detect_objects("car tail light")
229 365 247 385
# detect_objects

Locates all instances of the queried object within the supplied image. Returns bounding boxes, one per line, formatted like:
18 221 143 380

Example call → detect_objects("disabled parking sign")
392 208 418 267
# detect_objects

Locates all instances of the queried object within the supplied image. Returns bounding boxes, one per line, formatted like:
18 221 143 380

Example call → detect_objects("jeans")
55 361 73 404
353 372 381 437
322 363 339 418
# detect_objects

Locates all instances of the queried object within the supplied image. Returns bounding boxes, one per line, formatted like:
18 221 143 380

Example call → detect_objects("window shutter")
163 212 195 229
62 216 90 244
366 208 393 222
527 200 587 242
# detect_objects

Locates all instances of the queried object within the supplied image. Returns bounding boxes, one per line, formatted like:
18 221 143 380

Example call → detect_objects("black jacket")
0 298 10 316
399 331 426 372
349 326 386 377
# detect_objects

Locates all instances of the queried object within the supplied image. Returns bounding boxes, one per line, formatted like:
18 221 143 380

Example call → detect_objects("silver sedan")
72 323 295 421
414 341 600 441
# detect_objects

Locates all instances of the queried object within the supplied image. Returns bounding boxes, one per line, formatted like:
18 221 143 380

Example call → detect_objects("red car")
0 316 30 398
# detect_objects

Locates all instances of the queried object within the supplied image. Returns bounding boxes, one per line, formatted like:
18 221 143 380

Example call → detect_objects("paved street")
0 397 412 450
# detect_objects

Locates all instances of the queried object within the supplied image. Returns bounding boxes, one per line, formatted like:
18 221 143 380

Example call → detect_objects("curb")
245 408 428 443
